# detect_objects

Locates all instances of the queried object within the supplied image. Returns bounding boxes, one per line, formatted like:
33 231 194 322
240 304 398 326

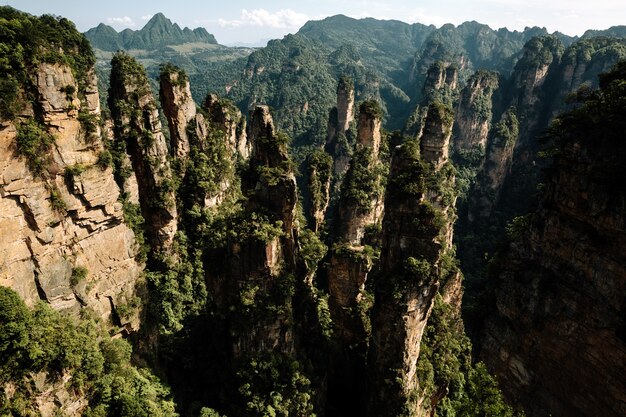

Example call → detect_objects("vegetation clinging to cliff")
0 287 177 416
0 7 95 119
416 295 521 417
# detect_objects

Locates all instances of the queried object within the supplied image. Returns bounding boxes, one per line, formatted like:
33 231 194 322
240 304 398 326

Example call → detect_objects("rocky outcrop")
0 62 141 326
481 63 626 417
367 103 457 417
246 106 298 246
159 67 196 160
467 108 519 221
305 149 332 233
326 77 356 179
159 66 239 209
109 53 178 259
453 70 499 152
420 102 454 168
203 93 249 160
548 37 626 119
228 105 299 356
3 370 88 417
423 61 458 95
336 76 355 133
328 100 384 332
456 37 626 292
405 62 459 139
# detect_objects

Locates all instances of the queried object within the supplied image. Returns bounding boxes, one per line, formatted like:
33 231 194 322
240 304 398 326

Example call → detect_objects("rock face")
336 77 355 133
481 64 626 417
228 105 299 356
420 102 454 167
326 77 356 179
548 37 626 119
246 106 298 247
203 93 249 160
367 103 457 417
159 68 196 160
457 38 626 292
109 53 178 259
0 62 141 325
324 100 386 416
329 101 384 322
423 61 458 94
467 108 519 221
453 70 498 152
305 149 332 233
159 66 242 209
405 62 459 139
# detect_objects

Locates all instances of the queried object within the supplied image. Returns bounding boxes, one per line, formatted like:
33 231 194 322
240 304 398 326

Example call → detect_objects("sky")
7 0 626 45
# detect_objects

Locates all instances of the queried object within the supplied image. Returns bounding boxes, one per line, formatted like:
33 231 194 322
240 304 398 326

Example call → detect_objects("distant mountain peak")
143 12 172 29
85 12 217 51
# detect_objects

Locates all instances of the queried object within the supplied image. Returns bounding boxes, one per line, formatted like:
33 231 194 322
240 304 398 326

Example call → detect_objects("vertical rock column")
405 62 458 139
326 76 356 179
325 101 384 415
160 66 239 209
467 108 519 221
328 101 384 342
109 53 177 259
367 103 457 417
228 105 299 357
305 149 332 233
203 93 249 160
159 66 196 160
452 70 499 152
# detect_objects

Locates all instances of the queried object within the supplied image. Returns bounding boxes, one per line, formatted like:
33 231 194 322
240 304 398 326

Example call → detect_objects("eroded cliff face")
109 54 178 259
453 70 499 152
325 102 385 410
481 64 626 417
326 76 356 179
159 67 196 160
467 108 519 221
405 62 459 139
228 105 299 357
367 102 457 417
484 36 563 217
548 37 626 119
203 93 249 160
457 37 626 292
0 62 142 326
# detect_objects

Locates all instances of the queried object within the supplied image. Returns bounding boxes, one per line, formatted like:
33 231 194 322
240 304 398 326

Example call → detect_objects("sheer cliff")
0 9 141 329
480 62 626 417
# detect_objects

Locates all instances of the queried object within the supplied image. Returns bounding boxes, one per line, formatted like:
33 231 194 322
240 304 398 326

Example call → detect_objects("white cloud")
107 16 135 27
140 15 153 21
218 9 310 29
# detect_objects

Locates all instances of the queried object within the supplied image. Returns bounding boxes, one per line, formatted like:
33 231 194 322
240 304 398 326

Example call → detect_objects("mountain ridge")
84 12 218 51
